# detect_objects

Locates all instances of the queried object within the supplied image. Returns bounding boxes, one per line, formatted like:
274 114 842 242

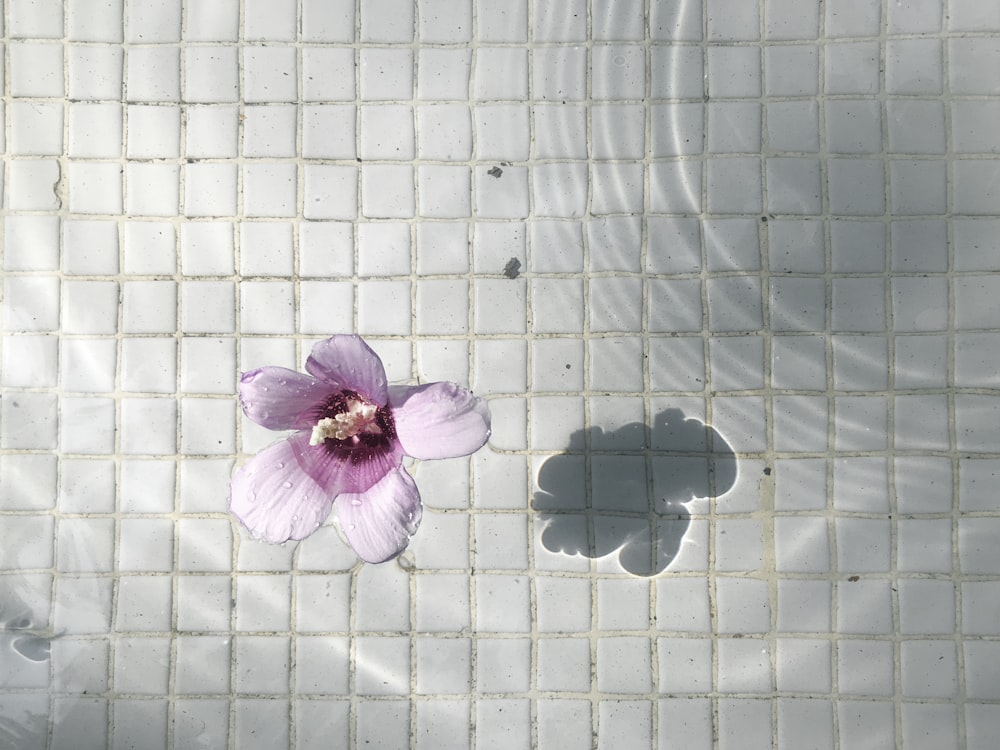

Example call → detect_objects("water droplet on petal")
350 498 362 506
282 481 293 489
348 524 356 531
276 462 284 469
292 515 298 521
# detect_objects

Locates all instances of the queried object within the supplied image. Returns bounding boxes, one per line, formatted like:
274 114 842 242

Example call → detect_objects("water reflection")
533 408 737 576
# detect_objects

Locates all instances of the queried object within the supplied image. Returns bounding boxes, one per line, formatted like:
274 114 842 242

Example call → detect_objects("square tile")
650 45 703 97
886 39 942 95
765 44 819 96
888 100 947 154
530 47 584 101
899 579 955 635
67 45 123 100
116 576 172 632
707 46 761 97
776 639 831 692
592 44 645 100
825 41 880 94
838 639 893 695
302 47 355 101
777 579 831 632
417 48 470 101
126 45 179 101
243 47 297 103
419 104 472 160
836 518 891 573
717 639 772 693
706 157 762 213
359 0 413 42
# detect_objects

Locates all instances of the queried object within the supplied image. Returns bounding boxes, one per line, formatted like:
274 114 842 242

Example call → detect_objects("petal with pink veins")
389 383 491 460
294 432 405 496
305 335 388 406
337 468 422 563
229 438 334 543
239 367 336 431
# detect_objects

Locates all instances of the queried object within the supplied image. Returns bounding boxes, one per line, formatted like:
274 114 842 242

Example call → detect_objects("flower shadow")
533 408 737 576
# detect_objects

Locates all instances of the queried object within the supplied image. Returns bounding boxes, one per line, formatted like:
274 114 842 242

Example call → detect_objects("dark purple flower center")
309 390 396 461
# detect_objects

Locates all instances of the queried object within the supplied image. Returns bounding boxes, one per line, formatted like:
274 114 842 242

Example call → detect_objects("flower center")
310 396 382 445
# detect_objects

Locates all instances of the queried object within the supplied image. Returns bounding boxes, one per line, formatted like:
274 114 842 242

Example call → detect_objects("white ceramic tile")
244 163 298 219
831 457 888 514
764 0 820 38
592 45 646 101
235 575 291 632
891 159 947 215
474 514 529 571
705 277 763 332
2 335 57 388
533 105 587 160
235 699 290 750
707 47 761 98
180 281 235 333
60 397 116 454
837 579 893 635
417 48 470 101
530 45 592 100
837 701 894 750
68 162 124 215
358 47 413 101
651 102 702 157
887 39 943 95
53 576 113 635
778 700 834 750
1 392 58 449
119 338 174 394
838 639 893 696
173 636 231 695
304 165 359 221
774 458 827 512
649 160 702 213
717 639 772 693
645 217 700 274
902 703 959 750
240 282 295 334
299 280 354 334
66 45 119 101
415 637 471 694
897 579 955 636
776 639 831 692
954 161 1000 215
301 47 355 102
179 338 235 394
9 101 61 157
775 517 829 572
536 638 591 692
707 102 761 155
293 575 352 633
889 100 947 154
349 701 407 748
475 574 531 632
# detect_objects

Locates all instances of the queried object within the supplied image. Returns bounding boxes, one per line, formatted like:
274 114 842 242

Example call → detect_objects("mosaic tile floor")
2 0 1000 747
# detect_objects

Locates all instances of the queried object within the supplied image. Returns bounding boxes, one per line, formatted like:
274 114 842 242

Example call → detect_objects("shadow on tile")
533 408 736 576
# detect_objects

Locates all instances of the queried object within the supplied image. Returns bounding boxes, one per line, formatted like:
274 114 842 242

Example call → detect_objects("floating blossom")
230 335 491 563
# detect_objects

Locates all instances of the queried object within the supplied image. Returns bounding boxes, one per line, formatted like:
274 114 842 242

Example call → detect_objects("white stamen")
309 398 381 446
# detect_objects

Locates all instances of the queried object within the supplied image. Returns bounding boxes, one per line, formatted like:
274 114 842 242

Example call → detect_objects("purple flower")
230 335 491 563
